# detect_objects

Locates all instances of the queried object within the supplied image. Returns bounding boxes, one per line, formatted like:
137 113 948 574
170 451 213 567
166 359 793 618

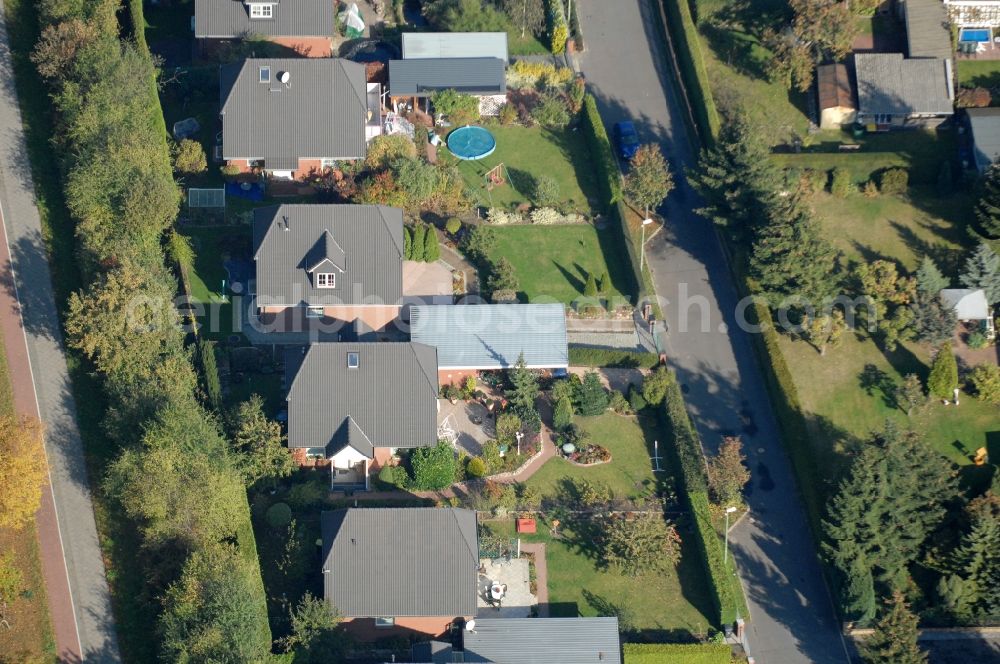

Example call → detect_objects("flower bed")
566 443 611 466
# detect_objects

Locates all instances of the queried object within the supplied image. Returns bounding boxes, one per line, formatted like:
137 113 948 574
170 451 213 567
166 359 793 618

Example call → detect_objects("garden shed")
816 63 856 129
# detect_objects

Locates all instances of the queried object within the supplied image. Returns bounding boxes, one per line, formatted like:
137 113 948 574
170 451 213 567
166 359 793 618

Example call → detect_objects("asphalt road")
0 3 120 662
575 1 850 661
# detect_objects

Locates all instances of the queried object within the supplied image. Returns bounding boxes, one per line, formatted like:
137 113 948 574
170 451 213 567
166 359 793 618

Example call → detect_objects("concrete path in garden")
0 4 120 662
575 1 849 662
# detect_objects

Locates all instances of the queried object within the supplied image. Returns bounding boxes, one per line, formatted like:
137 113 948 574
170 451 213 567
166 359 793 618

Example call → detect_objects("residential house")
411 617 623 664
408 304 569 386
900 0 954 59
284 342 440 488
389 57 507 116
195 0 335 56
220 58 380 179
253 204 404 333
402 32 509 61
817 63 856 129
941 288 996 339
966 107 1000 172
854 53 954 128
321 508 478 638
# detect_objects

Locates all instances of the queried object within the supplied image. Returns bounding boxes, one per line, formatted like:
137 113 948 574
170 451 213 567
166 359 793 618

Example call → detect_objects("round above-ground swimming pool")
446 126 497 160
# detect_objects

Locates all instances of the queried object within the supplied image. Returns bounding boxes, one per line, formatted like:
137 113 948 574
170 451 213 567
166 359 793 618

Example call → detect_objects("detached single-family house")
253 204 404 333
966 107 1000 172
389 57 507 116
817 63 856 129
411 617 623 664
941 288 996 339
220 58 381 179
409 304 569 386
321 508 478 638
854 53 954 129
284 342 440 488
195 0 335 56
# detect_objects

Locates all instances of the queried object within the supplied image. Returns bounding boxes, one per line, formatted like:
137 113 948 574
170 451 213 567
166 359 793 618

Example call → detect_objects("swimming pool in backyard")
960 28 991 43
446 126 497 160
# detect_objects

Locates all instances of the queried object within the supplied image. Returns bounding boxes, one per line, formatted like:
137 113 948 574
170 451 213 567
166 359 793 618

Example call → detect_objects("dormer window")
249 3 273 19
316 273 336 288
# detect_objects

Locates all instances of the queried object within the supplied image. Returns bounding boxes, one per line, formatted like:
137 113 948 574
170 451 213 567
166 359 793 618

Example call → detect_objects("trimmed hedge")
568 346 660 369
662 377 744 626
623 642 732 664
658 0 720 145
771 152 937 186
546 0 568 54
580 94 646 300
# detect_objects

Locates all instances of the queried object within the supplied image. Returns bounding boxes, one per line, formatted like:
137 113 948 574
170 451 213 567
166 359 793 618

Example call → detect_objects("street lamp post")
515 431 524 456
639 217 654 271
723 506 738 566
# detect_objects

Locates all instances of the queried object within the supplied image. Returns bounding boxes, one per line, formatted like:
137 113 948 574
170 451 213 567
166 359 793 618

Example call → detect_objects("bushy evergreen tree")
927 343 958 399
577 371 609 416
911 291 957 346
506 353 539 411
410 224 427 261
860 592 928 664
423 225 441 262
961 242 1000 304
915 255 949 295
974 162 1000 237
553 395 574 431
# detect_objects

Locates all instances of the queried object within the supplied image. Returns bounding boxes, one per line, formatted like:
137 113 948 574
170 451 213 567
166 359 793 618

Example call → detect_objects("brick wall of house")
342 616 466 641
258 305 402 333
439 368 479 388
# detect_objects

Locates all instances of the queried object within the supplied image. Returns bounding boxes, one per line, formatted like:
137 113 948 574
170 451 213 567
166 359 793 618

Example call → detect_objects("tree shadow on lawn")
538 128 600 213
593 225 635 302
858 363 900 411
550 260 586 295
889 218 968 278
698 22 771 82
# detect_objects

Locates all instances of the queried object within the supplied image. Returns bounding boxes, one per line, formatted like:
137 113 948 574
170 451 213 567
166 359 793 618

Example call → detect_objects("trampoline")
447 126 497 161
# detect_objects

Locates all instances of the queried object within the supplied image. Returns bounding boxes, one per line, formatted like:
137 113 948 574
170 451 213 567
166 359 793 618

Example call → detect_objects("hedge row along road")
574 1 849 662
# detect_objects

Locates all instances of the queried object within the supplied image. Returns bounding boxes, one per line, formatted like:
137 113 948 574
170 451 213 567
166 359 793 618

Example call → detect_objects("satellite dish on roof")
465 619 476 631
279 71 290 84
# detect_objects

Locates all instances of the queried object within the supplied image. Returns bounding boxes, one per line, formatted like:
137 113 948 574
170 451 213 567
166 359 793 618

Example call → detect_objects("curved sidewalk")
0 4 120 662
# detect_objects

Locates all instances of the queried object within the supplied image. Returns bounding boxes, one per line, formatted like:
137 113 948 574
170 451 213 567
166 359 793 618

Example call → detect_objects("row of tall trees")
30 1 282 660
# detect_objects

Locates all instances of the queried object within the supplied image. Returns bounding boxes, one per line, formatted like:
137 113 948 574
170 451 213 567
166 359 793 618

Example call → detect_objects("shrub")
365 134 417 170
445 217 463 235
622 642 732 663
391 158 441 208
641 366 673 406
531 94 570 128
568 76 585 113
423 226 441 262
830 167 853 197
862 180 879 198
928 343 958 399
506 60 573 90
410 224 427 261
378 464 408 488
411 442 456 490
956 87 992 108
265 502 292 528
969 363 1000 404
287 480 327 509
553 394 574 431
878 167 909 195
498 102 518 125
221 164 242 179
174 139 207 174
967 330 988 349
577 371 609 415
660 0 721 143
430 88 480 125
487 207 522 224
609 390 631 414
530 207 562 225
532 175 560 207
466 456 487 478
198 340 222 411
628 384 648 411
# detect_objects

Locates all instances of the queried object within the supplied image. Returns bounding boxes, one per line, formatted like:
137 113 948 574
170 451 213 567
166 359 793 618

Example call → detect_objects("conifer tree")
583 273 598 297
423 225 440 262
860 592 928 664
961 242 1000 304
945 505 1000 617
927 343 958 399
410 224 426 262
403 225 412 259
911 291 957 346
506 353 539 412
577 371 609 416
915 256 949 295
553 395 573 431
974 162 1000 238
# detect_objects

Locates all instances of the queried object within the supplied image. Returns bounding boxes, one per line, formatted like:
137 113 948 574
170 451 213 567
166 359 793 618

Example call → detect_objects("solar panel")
188 188 226 208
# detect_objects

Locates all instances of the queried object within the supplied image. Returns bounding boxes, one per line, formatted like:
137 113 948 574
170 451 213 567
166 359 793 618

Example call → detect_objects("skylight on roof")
259 66 271 83
347 352 359 369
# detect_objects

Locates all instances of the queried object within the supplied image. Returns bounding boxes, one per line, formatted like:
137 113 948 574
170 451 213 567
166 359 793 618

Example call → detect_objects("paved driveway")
575 2 849 662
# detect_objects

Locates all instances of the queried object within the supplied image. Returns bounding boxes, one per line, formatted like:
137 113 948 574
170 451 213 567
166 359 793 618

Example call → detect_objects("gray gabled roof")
854 53 953 116
253 204 404 306
284 343 439 452
195 0 334 39
462 618 622 664
321 508 479 618
940 288 990 320
402 32 509 61
410 304 568 370
220 58 367 168
968 108 1000 172
903 0 953 60
389 58 506 97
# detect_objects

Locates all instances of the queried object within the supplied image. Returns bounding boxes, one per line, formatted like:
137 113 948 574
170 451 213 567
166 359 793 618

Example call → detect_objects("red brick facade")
257 305 402 334
342 616 467 641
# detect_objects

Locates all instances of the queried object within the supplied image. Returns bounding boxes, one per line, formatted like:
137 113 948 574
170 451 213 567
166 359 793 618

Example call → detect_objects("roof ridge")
408 342 439 398
377 207 404 259
449 508 478 564
336 59 367 115
286 344 313 397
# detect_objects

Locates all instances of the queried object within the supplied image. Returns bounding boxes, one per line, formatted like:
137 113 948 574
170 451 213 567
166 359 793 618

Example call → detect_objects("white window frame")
306 306 324 318
347 352 359 369
249 3 273 19
304 447 326 459
259 66 270 83
321 158 338 169
374 617 395 628
316 272 336 289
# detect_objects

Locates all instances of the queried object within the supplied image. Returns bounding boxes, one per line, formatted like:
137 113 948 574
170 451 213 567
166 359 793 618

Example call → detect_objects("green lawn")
441 126 600 214
524 412 661 500
779 189 999 492
181 225 252 338
488 224 631 304
957 59 1000 89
